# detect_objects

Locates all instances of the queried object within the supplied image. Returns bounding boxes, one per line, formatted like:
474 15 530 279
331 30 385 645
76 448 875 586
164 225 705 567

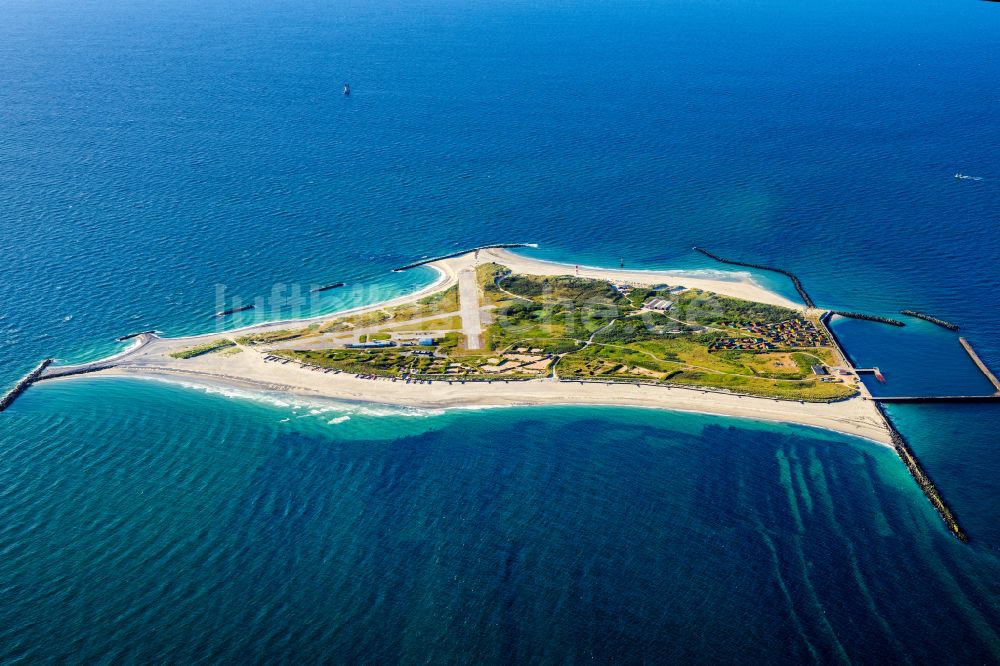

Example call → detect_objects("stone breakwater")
0 359 53 412
960 337 1000 393
38 365 114 381
392 244 536 272
874 402 969 542
692 247 816 308
115 330 157 342
829 311 905 327
901 310 960 331
819 311 970 541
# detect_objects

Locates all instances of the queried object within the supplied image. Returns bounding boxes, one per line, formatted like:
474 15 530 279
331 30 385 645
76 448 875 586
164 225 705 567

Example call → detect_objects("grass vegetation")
170 339 236 359
260 264 855 402
671 289 798 326
386 315 463 332
387 286 459 321
316 286 461 337
273 348 516 380
235 326 318 346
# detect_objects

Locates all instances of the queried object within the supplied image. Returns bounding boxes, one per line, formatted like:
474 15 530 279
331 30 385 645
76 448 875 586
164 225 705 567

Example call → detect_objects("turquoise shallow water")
3 379 999 663
2 0 1000 660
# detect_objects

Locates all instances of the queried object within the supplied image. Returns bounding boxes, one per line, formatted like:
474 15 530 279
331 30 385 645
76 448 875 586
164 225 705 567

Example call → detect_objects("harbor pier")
817 312 970 541
959 337 1000 393
872 395 1000 403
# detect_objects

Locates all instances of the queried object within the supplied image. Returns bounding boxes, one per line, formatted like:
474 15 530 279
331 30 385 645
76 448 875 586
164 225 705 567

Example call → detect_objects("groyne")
828 311 905 327
215 304 254 317
310 282 345 293
115 330 156 342
901 310 959 331
959 337 1000 393
874 401 969 543
692 247 815 308
0 359 53 412
38 364 114 381
392 243 536 272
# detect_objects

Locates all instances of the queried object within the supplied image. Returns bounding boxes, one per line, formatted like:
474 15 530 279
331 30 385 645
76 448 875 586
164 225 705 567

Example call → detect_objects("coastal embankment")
818 312 857 366
901 310 959 331
0 359 53 411
692 246 816 308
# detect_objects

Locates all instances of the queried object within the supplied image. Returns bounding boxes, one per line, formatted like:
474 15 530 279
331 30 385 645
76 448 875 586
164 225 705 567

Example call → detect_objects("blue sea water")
2 0 999 661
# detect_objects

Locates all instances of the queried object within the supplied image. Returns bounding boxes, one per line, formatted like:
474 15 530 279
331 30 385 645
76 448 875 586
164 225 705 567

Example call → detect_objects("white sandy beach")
479 248 803 309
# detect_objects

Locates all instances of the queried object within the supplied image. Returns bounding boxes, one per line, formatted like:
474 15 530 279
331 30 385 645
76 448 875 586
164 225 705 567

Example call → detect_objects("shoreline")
148 264 454 344
42 360 893 446
83 371 896 448
48 248 802 373
115 246 795 352
481 248 802 309
32 248 891 446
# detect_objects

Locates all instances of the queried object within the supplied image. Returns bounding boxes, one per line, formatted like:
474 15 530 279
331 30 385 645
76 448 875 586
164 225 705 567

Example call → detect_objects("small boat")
343 83 350 96
955 173 982 181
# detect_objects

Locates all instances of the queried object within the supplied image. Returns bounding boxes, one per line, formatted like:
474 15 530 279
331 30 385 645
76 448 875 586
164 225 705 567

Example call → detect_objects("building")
643 298 673 312
346 340 396 349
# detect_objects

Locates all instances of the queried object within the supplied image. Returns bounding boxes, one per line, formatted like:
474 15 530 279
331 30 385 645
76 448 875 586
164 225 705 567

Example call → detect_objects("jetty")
872 395 1000 403
215 304 254 317
40 364 115 380
959 337 1000 393
818 312 969 542
856 367 886 382
875 401 969 542
829 311 905 327
115 330 157 342
392 243 537 272
859 339 999 403
901 310 959 331
0 359 53 412
692 247 816 308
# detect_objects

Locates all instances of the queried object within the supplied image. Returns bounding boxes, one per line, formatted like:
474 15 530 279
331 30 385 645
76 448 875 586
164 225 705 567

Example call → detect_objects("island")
35 248 892 445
